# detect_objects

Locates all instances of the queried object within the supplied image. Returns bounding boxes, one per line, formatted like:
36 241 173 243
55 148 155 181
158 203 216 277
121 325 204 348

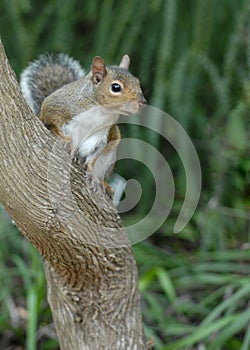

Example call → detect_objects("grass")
134 242 250 349
1 211 250 349
0 212 57 350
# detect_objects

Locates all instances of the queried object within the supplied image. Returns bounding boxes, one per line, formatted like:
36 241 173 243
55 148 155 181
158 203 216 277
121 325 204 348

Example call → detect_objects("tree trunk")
0 39 146 349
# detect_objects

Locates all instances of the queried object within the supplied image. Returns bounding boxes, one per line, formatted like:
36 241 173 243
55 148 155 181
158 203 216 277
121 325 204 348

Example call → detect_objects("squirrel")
20 53 146 193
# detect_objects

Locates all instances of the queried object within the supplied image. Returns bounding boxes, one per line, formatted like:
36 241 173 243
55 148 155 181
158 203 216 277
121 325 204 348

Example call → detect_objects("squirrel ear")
119 55 130 70
91 56 107 83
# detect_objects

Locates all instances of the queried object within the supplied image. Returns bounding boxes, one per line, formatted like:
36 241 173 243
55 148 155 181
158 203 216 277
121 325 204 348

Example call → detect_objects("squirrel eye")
110 82 122 93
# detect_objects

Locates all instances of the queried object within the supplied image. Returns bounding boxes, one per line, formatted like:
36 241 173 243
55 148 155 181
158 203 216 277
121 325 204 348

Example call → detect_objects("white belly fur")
61 107 119 162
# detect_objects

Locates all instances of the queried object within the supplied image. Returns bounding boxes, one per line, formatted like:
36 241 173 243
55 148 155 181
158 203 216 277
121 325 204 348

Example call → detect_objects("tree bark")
0 39 146 349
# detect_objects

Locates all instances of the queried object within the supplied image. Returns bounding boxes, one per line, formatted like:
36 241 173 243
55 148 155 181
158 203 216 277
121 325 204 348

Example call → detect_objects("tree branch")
0 39 146 349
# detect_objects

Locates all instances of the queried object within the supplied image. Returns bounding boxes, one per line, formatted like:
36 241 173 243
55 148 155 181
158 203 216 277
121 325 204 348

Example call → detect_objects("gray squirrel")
20 53 146 195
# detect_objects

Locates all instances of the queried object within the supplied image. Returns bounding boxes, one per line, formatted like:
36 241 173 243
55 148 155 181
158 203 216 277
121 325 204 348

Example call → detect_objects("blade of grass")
207 309 250 350
26 287 37 350
156 267 177 304
241 322 250 350
162 315 235 350
201 284 250 325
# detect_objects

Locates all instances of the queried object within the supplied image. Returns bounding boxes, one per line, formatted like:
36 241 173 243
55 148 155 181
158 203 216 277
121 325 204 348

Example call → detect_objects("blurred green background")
0 0 250 349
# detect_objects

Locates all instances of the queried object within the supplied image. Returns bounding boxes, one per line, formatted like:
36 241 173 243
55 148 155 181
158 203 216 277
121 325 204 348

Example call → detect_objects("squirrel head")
90 55 147 115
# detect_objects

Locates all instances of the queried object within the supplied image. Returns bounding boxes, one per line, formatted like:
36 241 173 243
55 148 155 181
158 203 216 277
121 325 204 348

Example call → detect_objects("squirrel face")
91 55 147 115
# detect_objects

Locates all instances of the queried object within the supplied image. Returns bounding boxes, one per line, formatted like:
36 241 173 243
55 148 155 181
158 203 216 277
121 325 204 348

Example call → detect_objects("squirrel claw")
101 181 114 198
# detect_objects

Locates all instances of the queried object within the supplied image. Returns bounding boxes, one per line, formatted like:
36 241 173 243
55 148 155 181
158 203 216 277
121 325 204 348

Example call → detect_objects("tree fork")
0 39 146 349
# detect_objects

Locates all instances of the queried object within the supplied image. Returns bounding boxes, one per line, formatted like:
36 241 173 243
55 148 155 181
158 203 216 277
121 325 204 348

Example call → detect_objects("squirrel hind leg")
87 125 121 180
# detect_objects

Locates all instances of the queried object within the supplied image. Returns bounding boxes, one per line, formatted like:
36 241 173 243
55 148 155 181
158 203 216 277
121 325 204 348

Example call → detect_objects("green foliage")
0 212 57 349
134 242 250 349
0 0 249 349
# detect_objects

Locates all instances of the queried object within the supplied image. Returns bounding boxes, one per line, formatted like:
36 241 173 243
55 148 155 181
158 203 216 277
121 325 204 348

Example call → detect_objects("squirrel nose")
139 94 147 109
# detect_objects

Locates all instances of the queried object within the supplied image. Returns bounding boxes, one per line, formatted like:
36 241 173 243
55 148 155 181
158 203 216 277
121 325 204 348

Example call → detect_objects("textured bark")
0 39 146 349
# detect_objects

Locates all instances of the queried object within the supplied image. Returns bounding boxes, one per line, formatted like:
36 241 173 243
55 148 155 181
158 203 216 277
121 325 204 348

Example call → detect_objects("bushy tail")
20 53 85 115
